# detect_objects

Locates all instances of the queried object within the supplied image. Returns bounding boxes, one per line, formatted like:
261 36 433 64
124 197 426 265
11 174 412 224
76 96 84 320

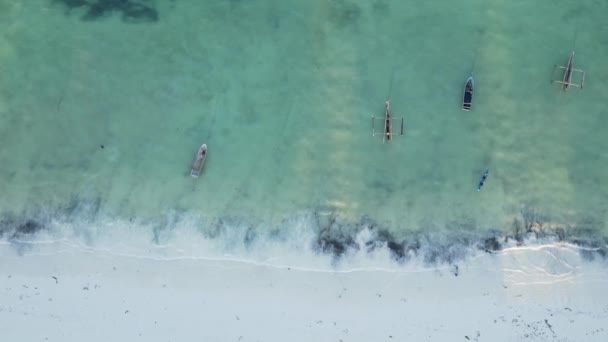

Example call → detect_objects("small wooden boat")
462 76 474 111
477 169 489 192
383 100 392 142
371 99 404 143
561 51 575 91
190 144 207 178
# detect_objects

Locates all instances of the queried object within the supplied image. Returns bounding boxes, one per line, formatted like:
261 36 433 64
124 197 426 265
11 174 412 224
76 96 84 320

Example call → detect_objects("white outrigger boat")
190 144 207 178
371 99 404 143
552 51 585 91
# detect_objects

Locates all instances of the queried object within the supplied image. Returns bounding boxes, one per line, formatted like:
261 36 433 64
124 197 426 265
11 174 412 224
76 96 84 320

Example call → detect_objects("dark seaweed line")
1 205 606 265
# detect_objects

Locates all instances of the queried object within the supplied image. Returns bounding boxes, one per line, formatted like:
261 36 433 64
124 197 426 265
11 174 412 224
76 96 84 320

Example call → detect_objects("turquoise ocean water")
1 0 607 258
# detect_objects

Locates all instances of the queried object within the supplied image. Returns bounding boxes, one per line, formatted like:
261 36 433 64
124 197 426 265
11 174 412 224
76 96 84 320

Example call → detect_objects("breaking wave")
1 196 607 271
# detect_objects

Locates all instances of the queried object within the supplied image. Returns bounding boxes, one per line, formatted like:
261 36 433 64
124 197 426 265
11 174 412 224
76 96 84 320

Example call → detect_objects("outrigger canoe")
552 50 585 91
371 99 404 143
190 144 207 178
462 76 474 111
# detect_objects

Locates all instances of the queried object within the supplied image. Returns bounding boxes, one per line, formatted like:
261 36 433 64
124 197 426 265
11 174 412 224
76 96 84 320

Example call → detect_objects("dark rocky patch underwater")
53 0 159 23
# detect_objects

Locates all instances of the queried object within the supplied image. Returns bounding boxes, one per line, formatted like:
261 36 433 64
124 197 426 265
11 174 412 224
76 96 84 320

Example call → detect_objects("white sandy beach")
2 240 607 342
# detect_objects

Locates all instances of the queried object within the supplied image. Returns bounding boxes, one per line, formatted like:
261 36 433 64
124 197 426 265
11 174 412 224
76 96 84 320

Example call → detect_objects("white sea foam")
2 211 606 275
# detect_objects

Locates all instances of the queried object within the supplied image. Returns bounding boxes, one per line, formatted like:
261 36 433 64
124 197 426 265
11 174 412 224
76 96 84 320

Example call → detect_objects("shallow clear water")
1 1 608 254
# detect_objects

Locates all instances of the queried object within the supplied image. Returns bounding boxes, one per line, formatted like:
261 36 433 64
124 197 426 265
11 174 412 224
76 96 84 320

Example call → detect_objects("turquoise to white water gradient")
1 0 607 241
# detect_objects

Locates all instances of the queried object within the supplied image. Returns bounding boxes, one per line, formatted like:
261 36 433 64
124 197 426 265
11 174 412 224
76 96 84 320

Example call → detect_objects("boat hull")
190 144 207 178
562 52 575 91
462 77 474 111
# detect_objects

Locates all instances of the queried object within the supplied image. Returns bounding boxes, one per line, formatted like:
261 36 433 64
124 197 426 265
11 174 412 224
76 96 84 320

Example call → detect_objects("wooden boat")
383 100 392 142
561 51 575 91
477 169 489 192
190 144 207 178
371 99 404 143
462 76 474 111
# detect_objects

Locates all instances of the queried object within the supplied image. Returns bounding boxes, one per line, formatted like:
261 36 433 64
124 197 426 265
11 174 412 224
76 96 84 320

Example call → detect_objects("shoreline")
2 206 607 267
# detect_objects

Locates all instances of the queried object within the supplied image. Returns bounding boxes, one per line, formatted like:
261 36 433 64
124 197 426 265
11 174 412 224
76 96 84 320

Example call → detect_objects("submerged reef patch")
0 218 45 240
0 214 47 252
53 0 159 23
327 0 361 29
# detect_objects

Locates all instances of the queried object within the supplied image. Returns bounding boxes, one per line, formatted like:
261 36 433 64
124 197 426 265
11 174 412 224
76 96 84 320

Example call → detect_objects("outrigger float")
190 143 208 178
551 51 585 91
371 99 404 143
